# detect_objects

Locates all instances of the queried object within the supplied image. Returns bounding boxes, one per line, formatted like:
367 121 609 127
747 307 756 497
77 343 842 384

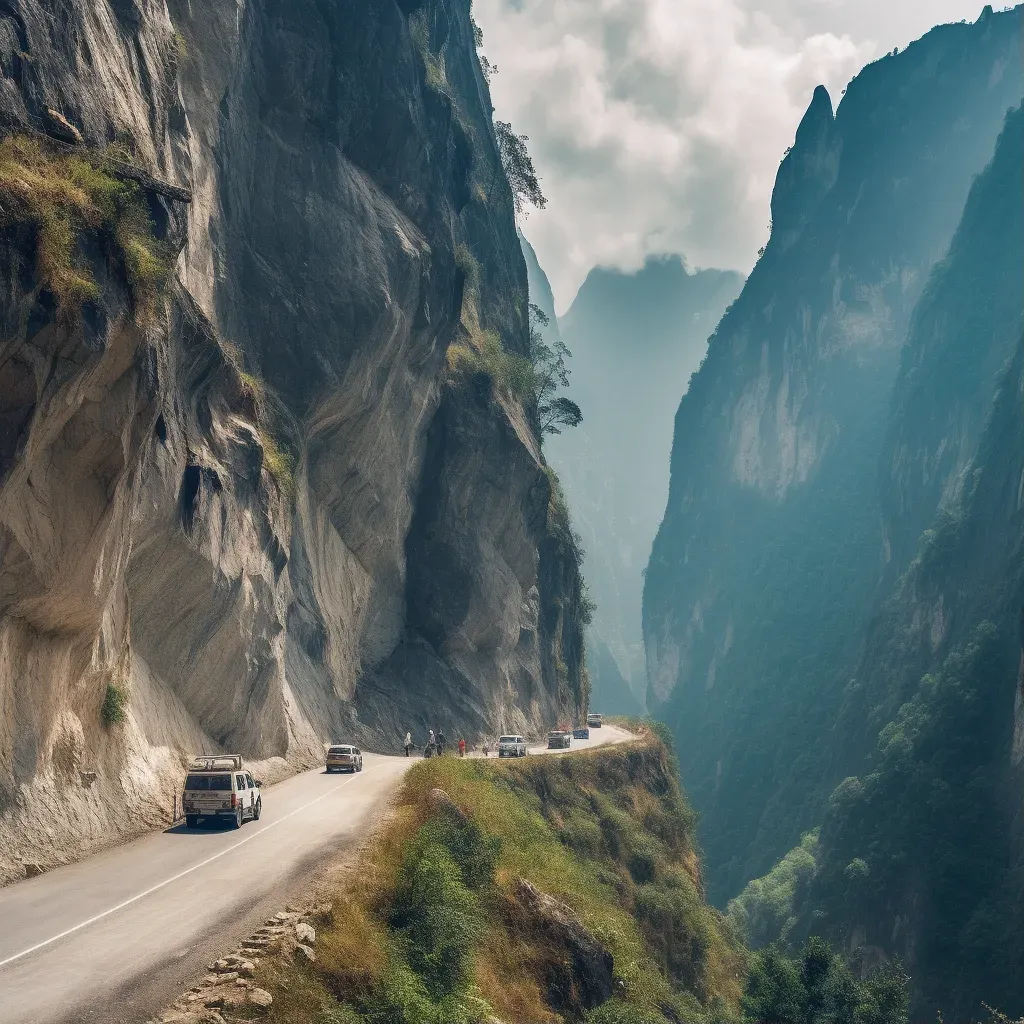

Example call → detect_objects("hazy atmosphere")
476 0 998 308
1 2 1022 1023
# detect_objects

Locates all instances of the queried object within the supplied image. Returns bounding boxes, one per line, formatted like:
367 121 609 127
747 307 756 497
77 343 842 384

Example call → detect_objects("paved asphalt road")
0 724 631 1024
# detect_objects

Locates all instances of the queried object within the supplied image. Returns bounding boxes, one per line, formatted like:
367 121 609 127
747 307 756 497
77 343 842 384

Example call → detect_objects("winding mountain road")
0 724 631 1024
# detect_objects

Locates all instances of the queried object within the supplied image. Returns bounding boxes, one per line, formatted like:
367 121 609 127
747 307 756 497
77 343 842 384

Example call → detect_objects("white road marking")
0 763 391 971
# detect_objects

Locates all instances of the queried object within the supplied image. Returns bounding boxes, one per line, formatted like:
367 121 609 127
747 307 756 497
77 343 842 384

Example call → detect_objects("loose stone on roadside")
249 987 273 1009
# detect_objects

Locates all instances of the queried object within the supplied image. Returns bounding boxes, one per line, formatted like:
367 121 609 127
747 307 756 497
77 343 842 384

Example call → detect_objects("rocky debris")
426 788 469 822
151 899 325 1022
512 878 614 1017
23 862 44 878
157 1012 225 1024
248 988 273 1009
42 106 84 144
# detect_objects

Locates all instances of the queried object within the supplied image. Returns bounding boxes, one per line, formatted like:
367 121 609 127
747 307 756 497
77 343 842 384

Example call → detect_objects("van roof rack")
189 754 243 771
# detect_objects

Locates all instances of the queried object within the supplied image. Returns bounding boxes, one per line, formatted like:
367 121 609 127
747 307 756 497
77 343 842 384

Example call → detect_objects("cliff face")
727 100 1024 1016
794 102 1024 1017
523 244 742 715
0 0 586 883
643 9 1024 904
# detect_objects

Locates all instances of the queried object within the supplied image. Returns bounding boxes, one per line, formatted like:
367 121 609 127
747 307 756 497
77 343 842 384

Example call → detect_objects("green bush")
418 805 500 891
360 958 436 1024
101 683 129 726
741 938 908 1024
726 831 819 948
318 1006 365 1024
390 839 479 1001
0 135 172 320
585 999 670 1024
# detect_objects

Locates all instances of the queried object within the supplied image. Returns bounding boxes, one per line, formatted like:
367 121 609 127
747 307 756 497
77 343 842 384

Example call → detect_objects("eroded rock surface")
0 0 586 882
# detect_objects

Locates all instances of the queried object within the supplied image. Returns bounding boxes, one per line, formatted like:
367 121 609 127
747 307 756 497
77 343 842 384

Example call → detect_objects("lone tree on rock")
529 304 582 436
496 121 547 215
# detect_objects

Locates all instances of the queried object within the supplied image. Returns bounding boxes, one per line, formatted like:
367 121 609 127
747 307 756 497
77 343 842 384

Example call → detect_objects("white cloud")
474 0 991 310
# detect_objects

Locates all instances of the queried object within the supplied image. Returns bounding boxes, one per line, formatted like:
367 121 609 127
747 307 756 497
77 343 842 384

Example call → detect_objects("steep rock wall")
0 0 586 884
643 9 1024 904
794 103 1024 1016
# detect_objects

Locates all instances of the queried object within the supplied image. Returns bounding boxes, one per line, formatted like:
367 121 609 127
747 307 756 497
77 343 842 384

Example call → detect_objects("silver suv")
326 744 364 773
182 755 262 829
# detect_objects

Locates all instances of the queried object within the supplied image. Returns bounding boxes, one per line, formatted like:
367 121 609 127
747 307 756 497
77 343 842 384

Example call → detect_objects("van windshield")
184 774 231 790
498 736 519 744
328 746 353 754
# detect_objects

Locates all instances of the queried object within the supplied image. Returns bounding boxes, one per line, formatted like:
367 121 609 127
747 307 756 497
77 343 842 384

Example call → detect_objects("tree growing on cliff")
529 304 582 435
742 937 908 1024
495 121 547 214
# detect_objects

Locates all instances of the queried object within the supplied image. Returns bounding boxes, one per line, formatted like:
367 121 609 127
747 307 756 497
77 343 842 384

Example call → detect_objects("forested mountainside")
643 6 1024 908
729 99 1024 1019
0 0 587 884
521 241 741 715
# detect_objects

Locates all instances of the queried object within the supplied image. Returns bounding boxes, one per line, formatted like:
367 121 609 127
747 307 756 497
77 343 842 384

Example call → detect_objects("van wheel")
185 815 198 829
253 798 261 821
232 806 243 829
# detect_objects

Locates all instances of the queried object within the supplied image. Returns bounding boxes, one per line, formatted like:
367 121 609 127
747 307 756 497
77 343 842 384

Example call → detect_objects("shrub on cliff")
0 135 172 320
100 683 129 726
742 937 908 1024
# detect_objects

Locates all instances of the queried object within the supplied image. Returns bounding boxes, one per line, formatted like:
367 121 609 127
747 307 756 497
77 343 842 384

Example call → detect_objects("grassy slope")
244 728 744 1024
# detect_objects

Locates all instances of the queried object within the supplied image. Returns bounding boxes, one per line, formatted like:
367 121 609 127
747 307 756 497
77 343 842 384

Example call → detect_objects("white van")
182 755 262 829
497 735 528 758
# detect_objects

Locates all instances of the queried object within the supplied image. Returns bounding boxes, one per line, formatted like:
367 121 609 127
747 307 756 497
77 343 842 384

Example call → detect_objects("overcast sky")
473 0 996 311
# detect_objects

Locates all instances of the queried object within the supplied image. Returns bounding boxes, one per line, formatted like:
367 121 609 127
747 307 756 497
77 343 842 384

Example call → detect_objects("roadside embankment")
173 726 744 1024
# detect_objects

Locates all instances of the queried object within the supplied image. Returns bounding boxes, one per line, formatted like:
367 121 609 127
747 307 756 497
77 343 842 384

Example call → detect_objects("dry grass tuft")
0 135 172 321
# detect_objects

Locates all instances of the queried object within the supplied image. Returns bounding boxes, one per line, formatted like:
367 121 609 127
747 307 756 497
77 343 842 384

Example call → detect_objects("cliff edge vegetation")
233 728 745 1024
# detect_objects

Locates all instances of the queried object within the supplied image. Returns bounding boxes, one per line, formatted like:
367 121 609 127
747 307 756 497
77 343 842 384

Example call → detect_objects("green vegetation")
530 304 582 436
216 336 297 498
495 120 546 214
808 623 1019 1011
543 464 581 558
727 832 819 948
742 938 907 1024
409 11 448 94
258 427 297 498
100 683 129 726
0 135 172 320
246 730 745 1024
446 259 533 404
448 287 581 451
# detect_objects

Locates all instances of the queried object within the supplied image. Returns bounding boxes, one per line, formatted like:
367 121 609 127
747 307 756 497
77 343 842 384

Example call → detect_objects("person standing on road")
437 728 446 755
404 731 413 757
458 737 466 757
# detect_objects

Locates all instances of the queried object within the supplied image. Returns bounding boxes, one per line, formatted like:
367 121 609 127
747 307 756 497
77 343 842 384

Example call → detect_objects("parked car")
326 744 364 773
573 726 590 740
182 754 262 830
547 730 572 750
587 713 604 728
497 735 528 757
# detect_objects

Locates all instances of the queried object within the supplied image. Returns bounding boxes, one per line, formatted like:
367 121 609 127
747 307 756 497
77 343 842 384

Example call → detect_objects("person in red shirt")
458 738 466 757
